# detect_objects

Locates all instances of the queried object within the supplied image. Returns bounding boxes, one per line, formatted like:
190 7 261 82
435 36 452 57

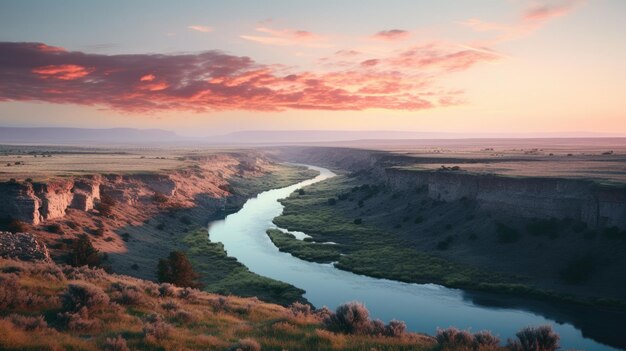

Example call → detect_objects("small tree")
68 234 101 267
157 251 202 288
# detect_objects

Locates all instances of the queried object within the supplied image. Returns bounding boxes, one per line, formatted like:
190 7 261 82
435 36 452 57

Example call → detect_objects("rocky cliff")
274 146 626 229
0 152 263 226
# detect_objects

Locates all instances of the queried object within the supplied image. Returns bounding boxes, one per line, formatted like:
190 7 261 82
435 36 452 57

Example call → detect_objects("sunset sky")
0 0 625 137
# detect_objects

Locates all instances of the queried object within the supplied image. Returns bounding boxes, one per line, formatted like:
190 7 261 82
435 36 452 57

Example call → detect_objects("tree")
157 251 202 288
68 234 101 267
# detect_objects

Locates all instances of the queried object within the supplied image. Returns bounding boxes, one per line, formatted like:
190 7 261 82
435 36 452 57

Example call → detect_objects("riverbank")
272 172 626 309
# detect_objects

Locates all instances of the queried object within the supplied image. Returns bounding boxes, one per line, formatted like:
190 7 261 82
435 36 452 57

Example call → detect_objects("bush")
353 218 362 225
526 218 559 239
231 338 261 351
8 314 48 331
152 193 169 203
289 301 312 317
436 327 499 351
298 189 306 195
384 319 406 337
67 234 101 267
62 282 110 313
436 327 474 350
325 302 371 334
6 218 27 233
157 251 202 288
104 335 130 351
143 313 172 341
179 216 192 225
327 198 337 205
507 325 559 351
110 282 143 305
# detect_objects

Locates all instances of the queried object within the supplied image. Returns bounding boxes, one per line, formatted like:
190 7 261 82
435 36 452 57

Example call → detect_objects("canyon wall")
0 152 260 226
275 147 626 229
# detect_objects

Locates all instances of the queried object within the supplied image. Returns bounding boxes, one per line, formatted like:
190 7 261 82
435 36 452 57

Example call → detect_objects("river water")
208 165 622 351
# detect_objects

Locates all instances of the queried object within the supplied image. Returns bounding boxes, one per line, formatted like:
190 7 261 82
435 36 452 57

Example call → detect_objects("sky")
0 0 625 137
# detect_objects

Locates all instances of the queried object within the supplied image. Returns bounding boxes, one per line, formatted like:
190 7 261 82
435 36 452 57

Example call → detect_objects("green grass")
183 228 306 306
273 175 507 291
267 229 343 263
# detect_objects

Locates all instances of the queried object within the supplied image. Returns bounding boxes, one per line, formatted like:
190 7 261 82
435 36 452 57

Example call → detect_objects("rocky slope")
273 146 626 229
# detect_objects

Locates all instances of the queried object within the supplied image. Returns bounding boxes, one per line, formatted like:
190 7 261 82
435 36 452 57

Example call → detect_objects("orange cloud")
140 74 156 81
32 64 92 80
371 29 410 41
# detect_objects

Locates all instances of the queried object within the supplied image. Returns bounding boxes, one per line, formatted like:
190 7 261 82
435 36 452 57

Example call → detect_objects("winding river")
208 165 623 351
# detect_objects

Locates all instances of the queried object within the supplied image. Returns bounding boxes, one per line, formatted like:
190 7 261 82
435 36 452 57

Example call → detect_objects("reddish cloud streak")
0 41 497 112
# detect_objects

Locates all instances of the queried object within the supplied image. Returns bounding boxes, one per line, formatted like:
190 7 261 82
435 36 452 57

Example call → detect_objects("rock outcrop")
0 231 51 262
274 146 626 229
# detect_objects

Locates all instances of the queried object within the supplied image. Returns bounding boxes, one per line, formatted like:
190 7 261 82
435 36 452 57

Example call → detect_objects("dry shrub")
209 296 229 312
507 325 559 351
62 282 110 313
58 306 101 331
161 300 179 312
313 306 333 321
289 301 312 317
230 337 261 351
174 309 196 323
143 313 172 342
178 287 199 302
158 283 177 297
0 275 56 310
325 301 371 334
103 335 130 351
436 327 500 351
110 282 143 306
385 319 407 337
7 314 48 331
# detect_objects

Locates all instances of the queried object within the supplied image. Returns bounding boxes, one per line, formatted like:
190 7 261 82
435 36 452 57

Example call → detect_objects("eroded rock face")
0 182 41 224
0 231 51 262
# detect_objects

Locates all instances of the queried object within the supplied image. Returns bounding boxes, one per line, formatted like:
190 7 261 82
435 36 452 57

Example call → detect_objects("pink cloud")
371 29 410 41
240 26 331 47
0 41 494 112
188 25 213 33
461 0 583 44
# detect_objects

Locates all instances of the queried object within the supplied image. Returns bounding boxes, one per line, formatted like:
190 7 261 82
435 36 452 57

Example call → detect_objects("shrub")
436 327 499 351
174 309 196 323
156 223 166 230
414 215 424 224
104 335 130 351
110 282 143 306
157 251 202 288
325 301 371 334
436 327 474 350
289 301 312 316
526 218 559 239
178 287 199 301
62 282 110 313
507 325 559 351
231 338 261 351
474 331 500 349
8 314 48 331
143 313 171 341
67 234 101 267
7 218 27 233
58 307 99 331
353 218 362 225
161 300 179 311
384 319 406 337
179 216 192 225
158 283 177 297
298 189 306 195
327 198 337 206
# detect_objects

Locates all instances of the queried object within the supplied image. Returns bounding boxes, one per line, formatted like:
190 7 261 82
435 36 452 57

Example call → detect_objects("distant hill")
0 127 181 144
